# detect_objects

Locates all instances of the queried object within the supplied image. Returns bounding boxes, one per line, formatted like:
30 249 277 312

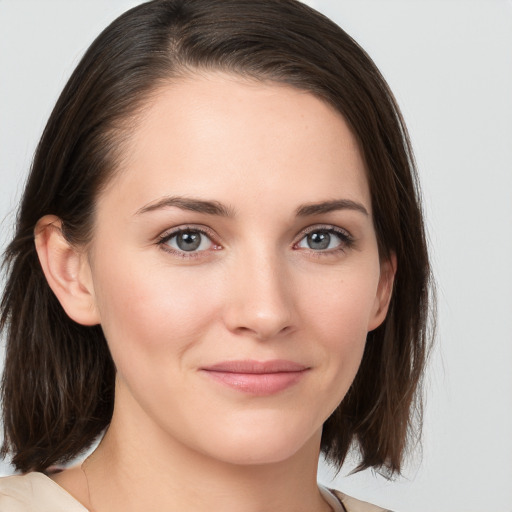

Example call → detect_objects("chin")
195 424 321 467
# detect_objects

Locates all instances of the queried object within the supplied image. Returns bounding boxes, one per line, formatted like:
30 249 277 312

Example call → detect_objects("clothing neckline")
319 485 348 512
15 472 347 512
1 471 90 511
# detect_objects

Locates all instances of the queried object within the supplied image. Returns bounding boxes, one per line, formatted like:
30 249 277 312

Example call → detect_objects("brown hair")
1 0 433 475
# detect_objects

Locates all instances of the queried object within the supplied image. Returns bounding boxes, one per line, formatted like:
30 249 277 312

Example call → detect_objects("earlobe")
34 215 100 326
368 253 397 331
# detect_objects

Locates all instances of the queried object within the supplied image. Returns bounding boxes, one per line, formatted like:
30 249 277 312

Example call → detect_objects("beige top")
0 472 390 512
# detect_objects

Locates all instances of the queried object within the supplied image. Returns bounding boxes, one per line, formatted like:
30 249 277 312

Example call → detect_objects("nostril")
232 322 293 341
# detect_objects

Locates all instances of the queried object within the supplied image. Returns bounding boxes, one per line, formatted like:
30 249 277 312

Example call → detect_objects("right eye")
158 228 220 256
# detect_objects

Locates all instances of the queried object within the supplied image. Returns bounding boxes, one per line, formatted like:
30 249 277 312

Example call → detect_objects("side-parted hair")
1 0 433 474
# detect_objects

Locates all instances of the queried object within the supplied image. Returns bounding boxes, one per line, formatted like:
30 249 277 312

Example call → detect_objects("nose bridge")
223 240 294 339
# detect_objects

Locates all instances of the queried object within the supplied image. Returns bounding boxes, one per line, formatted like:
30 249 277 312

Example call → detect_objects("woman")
0 1 432 511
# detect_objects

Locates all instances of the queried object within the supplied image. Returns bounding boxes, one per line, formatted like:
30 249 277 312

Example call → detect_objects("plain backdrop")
1 1 511 511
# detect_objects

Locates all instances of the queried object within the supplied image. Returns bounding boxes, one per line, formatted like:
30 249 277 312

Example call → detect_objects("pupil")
308 231 330 250
177 231 201 251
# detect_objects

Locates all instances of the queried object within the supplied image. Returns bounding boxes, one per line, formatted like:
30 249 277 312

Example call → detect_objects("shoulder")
330 488 394 512
0 472 88 512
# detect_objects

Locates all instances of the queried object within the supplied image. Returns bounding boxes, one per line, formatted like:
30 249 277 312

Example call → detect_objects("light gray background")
1 1 511 511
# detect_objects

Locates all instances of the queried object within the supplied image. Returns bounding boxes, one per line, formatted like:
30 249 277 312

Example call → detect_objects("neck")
82 399 329 512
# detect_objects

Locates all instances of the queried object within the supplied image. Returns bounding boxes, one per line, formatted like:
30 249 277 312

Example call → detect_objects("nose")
222 249 295 340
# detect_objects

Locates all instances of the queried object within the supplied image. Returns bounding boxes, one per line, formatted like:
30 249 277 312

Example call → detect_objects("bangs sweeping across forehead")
1 0 433 474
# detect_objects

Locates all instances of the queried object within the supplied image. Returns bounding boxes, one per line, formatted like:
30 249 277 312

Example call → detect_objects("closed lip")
201 359 309 373
200 360 310 395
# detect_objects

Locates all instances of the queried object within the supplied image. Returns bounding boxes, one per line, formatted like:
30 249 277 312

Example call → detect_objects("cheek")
302 260 381 338
91 256 222 366
299 262 380 394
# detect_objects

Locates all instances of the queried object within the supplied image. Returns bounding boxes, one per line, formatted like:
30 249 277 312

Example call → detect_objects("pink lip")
200 360 309 395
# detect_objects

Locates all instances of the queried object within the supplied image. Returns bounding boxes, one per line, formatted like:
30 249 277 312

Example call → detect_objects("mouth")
200 360 310 395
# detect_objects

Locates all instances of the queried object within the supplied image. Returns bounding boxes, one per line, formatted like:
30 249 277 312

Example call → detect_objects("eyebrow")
295 199 369 217
136 196 235 217
136 196 368 218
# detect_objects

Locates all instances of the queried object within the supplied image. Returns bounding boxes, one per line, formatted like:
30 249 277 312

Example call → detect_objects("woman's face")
84 73 393 465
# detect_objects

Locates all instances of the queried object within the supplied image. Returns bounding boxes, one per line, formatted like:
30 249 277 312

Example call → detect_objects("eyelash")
293 225 354 255
156 225 221 259
156 224 354 258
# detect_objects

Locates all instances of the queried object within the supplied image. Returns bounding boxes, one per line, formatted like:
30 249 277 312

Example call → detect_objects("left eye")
296 229 346 251
164 229 214 252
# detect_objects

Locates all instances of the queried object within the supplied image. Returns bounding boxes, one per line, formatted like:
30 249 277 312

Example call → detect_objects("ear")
34 215 100 326
368 252 397 331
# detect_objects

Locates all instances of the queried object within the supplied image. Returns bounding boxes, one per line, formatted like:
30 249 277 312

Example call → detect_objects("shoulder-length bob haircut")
1 0 433 475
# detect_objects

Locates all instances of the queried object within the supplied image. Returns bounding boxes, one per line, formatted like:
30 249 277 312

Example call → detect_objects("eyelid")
298 223 352 238
295 224 353 242
157 224 218 241
293 224 355 251
156 224 222 256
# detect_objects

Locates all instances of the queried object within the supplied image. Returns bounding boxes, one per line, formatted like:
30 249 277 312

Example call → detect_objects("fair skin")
35 73 395 512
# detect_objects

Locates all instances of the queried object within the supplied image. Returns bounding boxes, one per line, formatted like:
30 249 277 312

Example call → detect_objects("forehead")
98 72 371 216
